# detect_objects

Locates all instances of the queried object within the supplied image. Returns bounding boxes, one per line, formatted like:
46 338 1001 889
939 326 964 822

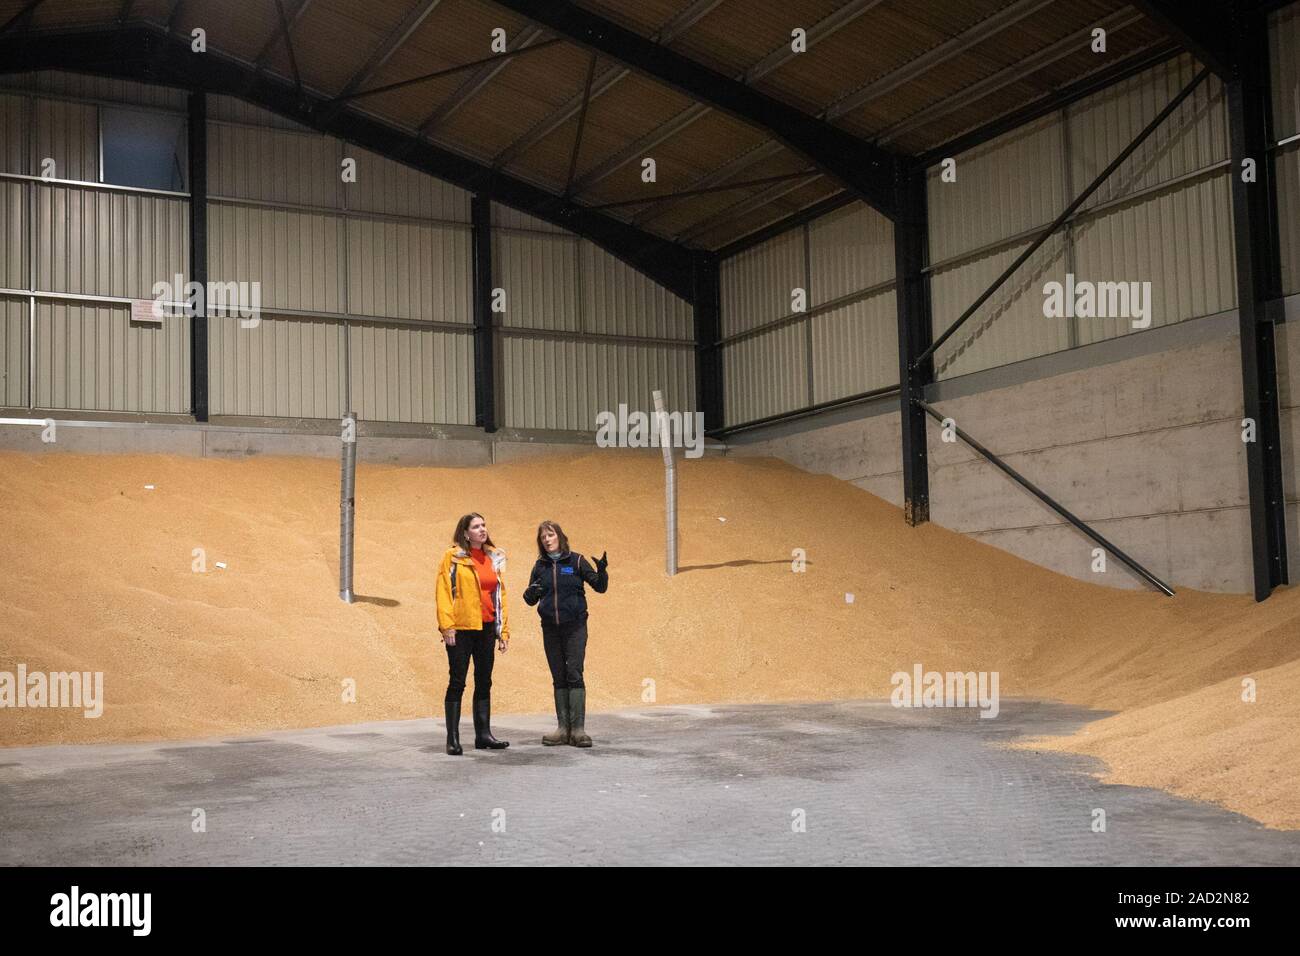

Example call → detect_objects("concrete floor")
2 699 1298 866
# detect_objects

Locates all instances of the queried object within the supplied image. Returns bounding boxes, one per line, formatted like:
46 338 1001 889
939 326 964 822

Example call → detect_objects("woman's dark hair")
453 512 496 552
536 520 569 559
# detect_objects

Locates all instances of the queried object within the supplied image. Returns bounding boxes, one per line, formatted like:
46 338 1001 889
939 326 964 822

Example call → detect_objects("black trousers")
542 620 588 690
445 628 495 704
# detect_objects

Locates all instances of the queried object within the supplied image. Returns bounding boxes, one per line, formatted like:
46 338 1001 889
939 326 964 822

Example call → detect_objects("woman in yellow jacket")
435 512 510 756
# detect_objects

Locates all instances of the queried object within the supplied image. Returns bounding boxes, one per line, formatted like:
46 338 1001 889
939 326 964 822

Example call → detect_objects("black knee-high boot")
473 698 509 749
445 700 463 755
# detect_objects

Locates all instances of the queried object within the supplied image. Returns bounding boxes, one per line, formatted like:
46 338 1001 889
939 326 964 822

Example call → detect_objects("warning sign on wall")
130 299 165 324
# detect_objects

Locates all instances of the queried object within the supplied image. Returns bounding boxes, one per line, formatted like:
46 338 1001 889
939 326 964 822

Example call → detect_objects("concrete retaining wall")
726 313 1299 594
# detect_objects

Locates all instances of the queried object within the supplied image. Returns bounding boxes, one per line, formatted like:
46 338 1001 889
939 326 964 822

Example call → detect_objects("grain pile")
0 450 1296 827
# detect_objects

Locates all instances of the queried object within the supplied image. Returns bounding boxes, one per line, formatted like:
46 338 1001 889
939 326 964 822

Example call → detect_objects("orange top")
468 547 497 624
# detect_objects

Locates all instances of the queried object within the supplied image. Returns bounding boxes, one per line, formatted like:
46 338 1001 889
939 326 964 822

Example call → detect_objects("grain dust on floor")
0 450 1296 828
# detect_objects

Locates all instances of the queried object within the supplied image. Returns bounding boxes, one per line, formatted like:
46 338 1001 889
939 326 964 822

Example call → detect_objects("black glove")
595 551 608 572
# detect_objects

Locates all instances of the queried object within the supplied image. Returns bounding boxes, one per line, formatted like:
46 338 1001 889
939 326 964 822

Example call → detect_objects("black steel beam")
0 0 45 37
329 39 564 104
253 0 310 70
916 400 1175 596
589 171 814 211
0 26 698 303
692 252 723 434
915 65 1211 371
471 194 497 433
564 52 598 198
187 90 208 423
487 0 901 220
1131 0 1232 78
271 0 303 96
893 163 933 526
709 384 899 439
165 0 185 33
1227 6 1288 601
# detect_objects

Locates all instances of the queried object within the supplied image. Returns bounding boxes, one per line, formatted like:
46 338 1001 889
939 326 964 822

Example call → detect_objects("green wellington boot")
568 687 592 748
543 688 570 746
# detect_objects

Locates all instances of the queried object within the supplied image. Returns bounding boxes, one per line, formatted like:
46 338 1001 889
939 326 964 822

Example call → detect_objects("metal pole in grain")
340 412 358 602
652 390 677 576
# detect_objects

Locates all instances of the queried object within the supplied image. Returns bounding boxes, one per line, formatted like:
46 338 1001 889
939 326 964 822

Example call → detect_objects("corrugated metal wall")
206 94 311 132
1 179 25 288
719 201 897 427
34 299 189 413
490 203 569 234
928 54 1233 379
349 146 470 221
720 229 804 337
349 322 474 425
0 295 27 407
502 336 695 431
32 98 97 182
493 202 695 431
208 122 340 207
207 313 343 420
0 93 23 173
203 105 476 424
36 186 189 301
811 293 897 404
1070 176 1235 346
1273 3 1300 294
582 242 694 340
723 323 809 425
0 80 191 413
346 218 471 323
206 203 344 315
808 202 893 302
0 74 693 429
717 49 1268 423
933 239 1070 378
927 115 1066 267
492 229 581 332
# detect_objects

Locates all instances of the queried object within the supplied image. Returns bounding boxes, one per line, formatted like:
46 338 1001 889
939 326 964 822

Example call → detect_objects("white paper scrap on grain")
215 562 227 570
845 593 855 604
144 485 155 490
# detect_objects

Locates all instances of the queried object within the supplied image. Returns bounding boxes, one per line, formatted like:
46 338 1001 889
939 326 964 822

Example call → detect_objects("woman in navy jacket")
522 520 608 747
